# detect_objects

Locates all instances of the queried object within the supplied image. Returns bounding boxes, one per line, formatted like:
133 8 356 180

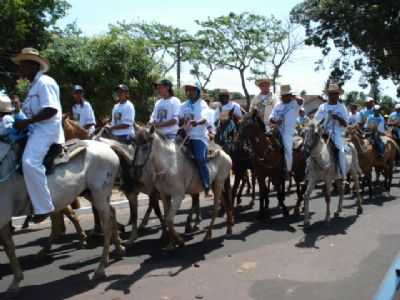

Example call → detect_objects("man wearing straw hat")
12 47 65 223
269 84 303 178
314 83 349 178
250 78 278 128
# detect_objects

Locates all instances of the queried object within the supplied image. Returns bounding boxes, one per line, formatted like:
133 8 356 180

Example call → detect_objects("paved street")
1 175 400 300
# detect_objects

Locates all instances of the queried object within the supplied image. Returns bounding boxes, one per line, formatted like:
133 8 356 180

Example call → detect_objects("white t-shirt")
348 112 361 126
179 99 209 145
111 100 135 136
23 71 65 143
269 99 301 136
206 107 217 134
150 96 181 136
250 92 278 123
72 100 96 133
217 101 243 119
314 102 349 136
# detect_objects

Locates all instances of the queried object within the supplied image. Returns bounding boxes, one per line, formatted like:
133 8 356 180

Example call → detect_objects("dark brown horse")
238 112 305 220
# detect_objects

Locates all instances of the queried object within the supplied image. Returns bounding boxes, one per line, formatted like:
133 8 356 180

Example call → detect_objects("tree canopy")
0 0 70 91
291 0 400 83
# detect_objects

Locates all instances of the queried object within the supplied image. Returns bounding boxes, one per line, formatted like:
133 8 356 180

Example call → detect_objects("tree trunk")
239 69 250 110
272 67 279 94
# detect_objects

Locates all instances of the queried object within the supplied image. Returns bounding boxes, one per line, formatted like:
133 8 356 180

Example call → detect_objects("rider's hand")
190 120 197 127
14 119 31 131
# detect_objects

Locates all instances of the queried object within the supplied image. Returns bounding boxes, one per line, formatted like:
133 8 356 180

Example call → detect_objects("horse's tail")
385 136 400 154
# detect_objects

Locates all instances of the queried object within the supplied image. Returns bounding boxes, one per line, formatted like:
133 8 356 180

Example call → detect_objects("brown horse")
347 125 399 194
239 112 305 220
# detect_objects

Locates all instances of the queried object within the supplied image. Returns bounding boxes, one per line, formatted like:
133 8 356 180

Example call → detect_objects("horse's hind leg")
303 178 317 228
334 179 344 217
232 173 241 207
205 182 224 240
62 206 88 248
276 180 289 218
324 181 332 223
165 194 185 249
223 178 234 235
125 191 139 247
0 225 23 293
293 180 303 216
110 206 125 257
138 202 153 233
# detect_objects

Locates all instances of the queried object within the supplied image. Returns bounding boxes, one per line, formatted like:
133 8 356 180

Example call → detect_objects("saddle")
180 140 221 161
44 139 87 174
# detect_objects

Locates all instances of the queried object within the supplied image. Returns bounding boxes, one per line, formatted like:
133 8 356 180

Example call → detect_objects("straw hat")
0 95 14 113
255 78 272 87
280 84 293 96
12 47 49 73
325 83 343 95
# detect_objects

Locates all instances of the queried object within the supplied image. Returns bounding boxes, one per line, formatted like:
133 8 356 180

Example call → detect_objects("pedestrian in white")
110 84 135 142
269 85 303 177
149 79 181 140
216 89 242 122
348 103 361 126
314 83 349 178
250 78 278 127
12 48 65 223
71 85 96 135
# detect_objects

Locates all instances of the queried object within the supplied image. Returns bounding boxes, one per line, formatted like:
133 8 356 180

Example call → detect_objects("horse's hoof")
357 207 363 215
163 243 175 251
184 223 193 234
115 246 126 258
35 249 49 261
93 269 106 281
124 238 136 248
334 211 340 218
7 280 21 295
283 210 290 218
203 231 212 241
226 227 233 236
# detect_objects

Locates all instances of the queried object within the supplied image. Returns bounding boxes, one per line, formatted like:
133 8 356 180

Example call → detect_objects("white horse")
302 122 363 228
0 140 124 293
129 126 234 249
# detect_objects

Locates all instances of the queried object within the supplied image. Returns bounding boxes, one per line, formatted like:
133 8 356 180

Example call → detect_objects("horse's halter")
303 126 320 158
132 137 153 179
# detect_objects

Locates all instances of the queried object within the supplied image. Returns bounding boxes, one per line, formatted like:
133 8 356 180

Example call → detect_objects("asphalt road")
1 174 400 300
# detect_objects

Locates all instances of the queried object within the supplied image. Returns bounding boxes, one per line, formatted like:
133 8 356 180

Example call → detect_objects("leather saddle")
180 140 221 161
43 139 87 174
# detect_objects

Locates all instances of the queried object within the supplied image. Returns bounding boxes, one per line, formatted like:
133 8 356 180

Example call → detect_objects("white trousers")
22 130 57 214
281 131 294 172
331 132 347 178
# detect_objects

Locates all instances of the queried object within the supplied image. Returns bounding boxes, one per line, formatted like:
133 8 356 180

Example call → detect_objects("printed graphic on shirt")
73 113 80 122
114 112 122 123
157 109 168 122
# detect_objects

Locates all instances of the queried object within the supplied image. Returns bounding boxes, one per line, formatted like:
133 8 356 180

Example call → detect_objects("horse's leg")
293 179 303 216
352 172 363 215
223 178 234 235
92 201 112 280
150 192 167 235
62 206 88 248
165 194 185 249
138 201 153 233
185 195 195 234
205 181 224 240
36 214 58 259
334 179 344 218
193 194 202 231
324 180 332 224
277 179 289 218
51 211 66 238
21 215 31 229
250 169 256 207
125 191 139 247
0 225 24 293
303 178 317 228
231 173 241 207
257 175 268 220
110 206 125 257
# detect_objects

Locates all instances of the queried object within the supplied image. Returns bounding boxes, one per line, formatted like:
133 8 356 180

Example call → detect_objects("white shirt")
206 107 217 134
250 92 278 123
217 101 243 119
150 96 181 136
23 71 65 143
72 100 96 132
111 100 135 136
179 99 209 145
365 114 385 134
269 99 301 136
348 112 361 126
0 115 14 136
314 102 349 136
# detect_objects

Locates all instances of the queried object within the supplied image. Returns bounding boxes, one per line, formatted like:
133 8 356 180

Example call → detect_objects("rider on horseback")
71 85 96 136
388 104 400 141
12 48 65 223
179 82 211 195
269 84 303 179
314 83 349 179
250 78 278 130
149 79 181 141
365 105 385 159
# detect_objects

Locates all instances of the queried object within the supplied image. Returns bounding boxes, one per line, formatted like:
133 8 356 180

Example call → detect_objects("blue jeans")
190 139 210 190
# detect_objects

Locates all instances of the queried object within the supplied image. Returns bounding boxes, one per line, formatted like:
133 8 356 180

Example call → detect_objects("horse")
126 126 234 249
215 110 256 208
238 112 305 220
302 122 363 228
0 139 124 293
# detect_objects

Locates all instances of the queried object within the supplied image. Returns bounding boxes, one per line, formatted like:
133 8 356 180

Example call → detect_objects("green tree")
0 0 70 91
44 25 160 121
196 12 271 108
291 1 400 82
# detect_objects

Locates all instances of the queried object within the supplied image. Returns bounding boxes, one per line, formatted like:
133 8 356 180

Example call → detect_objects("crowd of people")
1 47 400 225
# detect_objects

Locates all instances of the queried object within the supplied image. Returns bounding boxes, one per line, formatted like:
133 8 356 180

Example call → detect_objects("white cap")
395 103 400 110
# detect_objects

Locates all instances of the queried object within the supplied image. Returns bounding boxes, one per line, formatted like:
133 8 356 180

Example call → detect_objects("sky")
58 0 398 99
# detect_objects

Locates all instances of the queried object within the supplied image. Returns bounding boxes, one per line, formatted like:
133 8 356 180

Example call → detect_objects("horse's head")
303 121 323 157
239 111 265 139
